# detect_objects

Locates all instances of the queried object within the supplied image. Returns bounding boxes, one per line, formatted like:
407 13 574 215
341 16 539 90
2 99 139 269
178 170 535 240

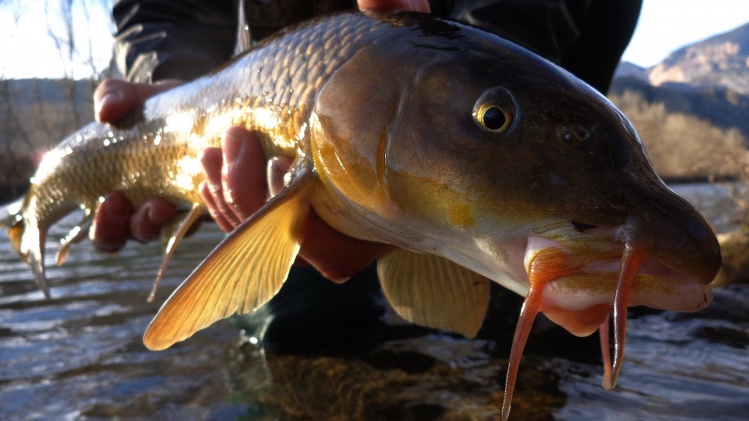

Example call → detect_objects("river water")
1 183 748 420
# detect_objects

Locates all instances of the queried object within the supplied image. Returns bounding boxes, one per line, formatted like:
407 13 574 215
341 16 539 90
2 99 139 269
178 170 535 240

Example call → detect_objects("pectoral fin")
147 203 208 302
56 210 94 266
143 177 311 351
377 249 490 338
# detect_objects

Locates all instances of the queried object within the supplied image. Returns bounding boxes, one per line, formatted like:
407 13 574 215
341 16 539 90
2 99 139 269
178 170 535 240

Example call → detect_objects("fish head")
418 57 722 332
311 17 720 332
311 18 721 416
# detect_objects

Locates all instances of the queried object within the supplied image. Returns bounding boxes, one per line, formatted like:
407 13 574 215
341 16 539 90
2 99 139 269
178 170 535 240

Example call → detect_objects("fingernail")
146 203 174 226
102 194 129 221
223 129 245 165
267 157 286 197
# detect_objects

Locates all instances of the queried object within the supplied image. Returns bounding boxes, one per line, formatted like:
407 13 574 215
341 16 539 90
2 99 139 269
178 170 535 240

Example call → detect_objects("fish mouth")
500 234 714 420
538 250 713 337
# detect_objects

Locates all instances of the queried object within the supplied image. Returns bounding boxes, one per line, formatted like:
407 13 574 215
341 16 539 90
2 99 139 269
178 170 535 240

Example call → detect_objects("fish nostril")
558 124 590 146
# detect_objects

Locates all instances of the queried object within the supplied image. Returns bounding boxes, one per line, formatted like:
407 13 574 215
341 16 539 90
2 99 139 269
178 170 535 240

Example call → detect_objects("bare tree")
47 0 82 127
0 0 113 202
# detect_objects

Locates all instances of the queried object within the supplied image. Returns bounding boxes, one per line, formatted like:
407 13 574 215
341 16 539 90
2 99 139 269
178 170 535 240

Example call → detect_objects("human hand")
90 79 187 252
94 78 184 124
200 127 391 282
92 90 389 281
90 0 424 278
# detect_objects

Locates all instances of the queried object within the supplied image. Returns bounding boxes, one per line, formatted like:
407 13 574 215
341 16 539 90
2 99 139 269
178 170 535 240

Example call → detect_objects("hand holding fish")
91 79 390 282
88 0 428 279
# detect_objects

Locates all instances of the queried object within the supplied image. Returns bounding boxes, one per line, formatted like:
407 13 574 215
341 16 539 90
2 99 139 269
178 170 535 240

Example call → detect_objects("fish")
0 11 721 420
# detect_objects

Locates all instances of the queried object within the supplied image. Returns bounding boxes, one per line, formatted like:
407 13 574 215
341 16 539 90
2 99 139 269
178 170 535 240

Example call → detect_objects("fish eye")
473 87 517 134
475 105 510 132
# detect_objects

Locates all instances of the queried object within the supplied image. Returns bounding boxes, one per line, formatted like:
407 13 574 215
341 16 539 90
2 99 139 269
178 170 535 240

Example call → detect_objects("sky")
622 0 749 67
0 0 748 79
0 0 114 79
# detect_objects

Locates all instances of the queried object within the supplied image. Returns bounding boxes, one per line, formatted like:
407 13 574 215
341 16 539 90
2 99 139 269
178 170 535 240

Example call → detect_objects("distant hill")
611 77 749 141
647 22 749 96
611 21 749 144
613 61 647 81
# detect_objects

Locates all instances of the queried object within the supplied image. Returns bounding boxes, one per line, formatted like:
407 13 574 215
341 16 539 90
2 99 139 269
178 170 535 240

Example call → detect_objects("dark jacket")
113 0 641 94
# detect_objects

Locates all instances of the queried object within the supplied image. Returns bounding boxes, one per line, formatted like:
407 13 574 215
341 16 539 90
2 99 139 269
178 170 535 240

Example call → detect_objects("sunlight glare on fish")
251 107 280 130
164 112 195 134
32 146 74 182
174 155 204 193
204 109 242 136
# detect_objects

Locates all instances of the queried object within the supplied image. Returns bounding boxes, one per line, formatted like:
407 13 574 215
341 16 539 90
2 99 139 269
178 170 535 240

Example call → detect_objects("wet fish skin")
0 12 721 420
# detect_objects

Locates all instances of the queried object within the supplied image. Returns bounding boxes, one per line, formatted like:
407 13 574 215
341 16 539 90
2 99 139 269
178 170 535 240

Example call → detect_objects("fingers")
94 78 183 124
222 127 268 219
357 0 430 13
199 127 268 232
200 147 241 231
90 192 133 252
90 78 185 253
93 75 391 279
128 198 179 243
200 127 389 281
298 212 392 283
90 193 180 252
265 146 389 281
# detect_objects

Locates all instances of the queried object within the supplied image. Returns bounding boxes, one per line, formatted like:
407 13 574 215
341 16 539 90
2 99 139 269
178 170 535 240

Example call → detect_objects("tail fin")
0 199 51 299
1 199 24 254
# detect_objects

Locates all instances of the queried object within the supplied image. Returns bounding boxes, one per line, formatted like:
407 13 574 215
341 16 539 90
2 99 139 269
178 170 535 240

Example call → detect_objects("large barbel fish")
0 12 721 419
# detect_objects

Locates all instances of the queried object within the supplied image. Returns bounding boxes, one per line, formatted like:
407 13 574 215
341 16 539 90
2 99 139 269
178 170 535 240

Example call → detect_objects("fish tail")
1 198 51 299
1 199 24 255
22 223 50 299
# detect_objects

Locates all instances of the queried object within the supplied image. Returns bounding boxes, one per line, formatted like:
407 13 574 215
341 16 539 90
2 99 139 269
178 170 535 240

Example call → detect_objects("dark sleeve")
559 0 642 95
113 0 237 83
441 0 642 94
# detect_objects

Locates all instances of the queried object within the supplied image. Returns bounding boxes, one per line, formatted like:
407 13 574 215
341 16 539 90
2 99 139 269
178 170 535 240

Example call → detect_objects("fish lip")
525 235 714 315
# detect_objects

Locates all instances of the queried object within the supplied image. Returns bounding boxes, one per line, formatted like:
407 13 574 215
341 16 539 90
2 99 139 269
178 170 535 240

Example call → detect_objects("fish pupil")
482 106 507 131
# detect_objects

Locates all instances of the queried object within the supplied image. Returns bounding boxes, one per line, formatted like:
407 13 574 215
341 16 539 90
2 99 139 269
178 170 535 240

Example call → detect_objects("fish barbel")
0 12 721 419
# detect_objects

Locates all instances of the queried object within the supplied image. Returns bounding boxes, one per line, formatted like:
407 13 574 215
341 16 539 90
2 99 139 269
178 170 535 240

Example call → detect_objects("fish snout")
628 188 721 288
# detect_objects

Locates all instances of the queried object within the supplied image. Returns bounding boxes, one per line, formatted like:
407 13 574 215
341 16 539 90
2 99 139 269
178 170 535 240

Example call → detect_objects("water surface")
1 183 748 420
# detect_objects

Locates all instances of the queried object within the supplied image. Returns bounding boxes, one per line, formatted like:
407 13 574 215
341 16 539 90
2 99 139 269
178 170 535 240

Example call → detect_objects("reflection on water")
1 184 749 420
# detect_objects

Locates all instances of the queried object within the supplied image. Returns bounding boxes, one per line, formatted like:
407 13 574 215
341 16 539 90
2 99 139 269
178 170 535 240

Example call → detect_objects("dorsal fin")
233 0 252 56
